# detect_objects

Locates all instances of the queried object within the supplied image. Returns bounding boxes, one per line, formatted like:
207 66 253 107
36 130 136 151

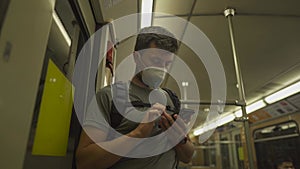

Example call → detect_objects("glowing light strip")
234 100 266 117
194 81 300 136
52 11 71 46
264 81 300 104
141 0 153 28
246 100 266 113
193 113 235 136
234 110 242 117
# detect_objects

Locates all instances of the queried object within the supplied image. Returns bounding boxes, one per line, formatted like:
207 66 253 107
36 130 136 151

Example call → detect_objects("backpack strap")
162 88 181 114
110 103 125 129
110 82 128 129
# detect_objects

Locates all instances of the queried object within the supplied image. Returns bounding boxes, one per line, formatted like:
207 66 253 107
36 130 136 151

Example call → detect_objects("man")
76 26 195 169
275 158 295 169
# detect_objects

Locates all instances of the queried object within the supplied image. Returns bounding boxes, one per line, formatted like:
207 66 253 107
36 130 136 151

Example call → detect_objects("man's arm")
76 104 164 169
174 136 194 163
160 112 195 163
76 127 139 169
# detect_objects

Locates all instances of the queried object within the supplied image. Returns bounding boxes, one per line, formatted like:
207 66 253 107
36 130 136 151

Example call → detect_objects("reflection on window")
192 141 216 167
254 121 300 169
234 134 244 169
254 121 299 142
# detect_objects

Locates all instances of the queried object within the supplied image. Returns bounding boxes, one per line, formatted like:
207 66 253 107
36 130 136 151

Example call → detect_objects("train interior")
0 0 300 169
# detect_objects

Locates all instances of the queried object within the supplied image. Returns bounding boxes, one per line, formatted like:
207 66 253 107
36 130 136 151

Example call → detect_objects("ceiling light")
193 128 204 136
52 11 71 46
261 128 274 133
234 109 242 117
182 81 189 87
264 81 300 104
216 114 235 126
141 0 153 28
193 113 235 136
193 122 217 136
246 100 266 114
234 100 266 117
281 125 289 130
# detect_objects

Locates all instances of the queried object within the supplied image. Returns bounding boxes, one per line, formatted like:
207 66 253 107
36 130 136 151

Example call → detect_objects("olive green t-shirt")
83 82 178 169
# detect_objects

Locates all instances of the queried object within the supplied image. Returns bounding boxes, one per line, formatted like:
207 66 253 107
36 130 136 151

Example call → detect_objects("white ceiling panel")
98 0 138 22
186 16 238 101
194 0 300 16
165 43 213 101
154 0 194 15
152 16 188 41
186 14 300 105
88 0 300 113
232 16 300 102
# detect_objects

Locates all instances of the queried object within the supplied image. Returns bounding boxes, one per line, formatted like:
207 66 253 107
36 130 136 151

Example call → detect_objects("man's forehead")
140 48 174 56
282 162 293 166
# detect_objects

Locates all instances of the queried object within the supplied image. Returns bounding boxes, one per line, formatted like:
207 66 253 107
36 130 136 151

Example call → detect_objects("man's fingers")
161 113 186 136
151 103 166 113
159 114 188 145
159 117 167 130
141 109 161 123
161 116 170 128
162 111 174 123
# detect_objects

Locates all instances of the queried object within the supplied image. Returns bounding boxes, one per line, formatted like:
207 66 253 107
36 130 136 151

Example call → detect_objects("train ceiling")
90 0 300 111
49 0 300 130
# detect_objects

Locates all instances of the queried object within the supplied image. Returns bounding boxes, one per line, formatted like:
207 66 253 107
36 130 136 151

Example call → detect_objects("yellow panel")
32 59 73 156
238 147 244 161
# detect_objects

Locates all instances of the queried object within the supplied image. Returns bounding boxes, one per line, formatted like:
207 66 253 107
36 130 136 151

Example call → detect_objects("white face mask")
136 52 167 88
142 67 166 89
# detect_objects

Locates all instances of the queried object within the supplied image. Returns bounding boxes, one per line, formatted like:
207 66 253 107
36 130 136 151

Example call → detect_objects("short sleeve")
83 86 112 131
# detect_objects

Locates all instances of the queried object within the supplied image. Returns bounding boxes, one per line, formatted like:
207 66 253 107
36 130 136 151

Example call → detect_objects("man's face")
134 42 175 88
277 162 295 169
136 42 174 70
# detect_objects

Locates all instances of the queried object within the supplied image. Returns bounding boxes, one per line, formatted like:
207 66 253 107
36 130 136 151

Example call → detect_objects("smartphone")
179 108 195 122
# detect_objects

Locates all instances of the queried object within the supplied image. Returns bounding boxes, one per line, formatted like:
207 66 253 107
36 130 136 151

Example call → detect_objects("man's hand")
159 111 188 145
130 103 165 138
159 111 194 163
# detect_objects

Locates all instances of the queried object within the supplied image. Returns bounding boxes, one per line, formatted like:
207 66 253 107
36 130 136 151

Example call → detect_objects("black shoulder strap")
110 82 128 129
162 88 181 114
110 103 124 129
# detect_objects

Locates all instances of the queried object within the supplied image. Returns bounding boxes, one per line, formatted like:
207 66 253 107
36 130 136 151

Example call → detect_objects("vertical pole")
67 21 80 80
67 21 81 169
224 8 255 169
183 85 187 108
96 25 109 92
181 82 188 108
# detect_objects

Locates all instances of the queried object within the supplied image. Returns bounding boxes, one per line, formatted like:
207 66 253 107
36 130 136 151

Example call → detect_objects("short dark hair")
134 26 178 53
274 156 294 168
